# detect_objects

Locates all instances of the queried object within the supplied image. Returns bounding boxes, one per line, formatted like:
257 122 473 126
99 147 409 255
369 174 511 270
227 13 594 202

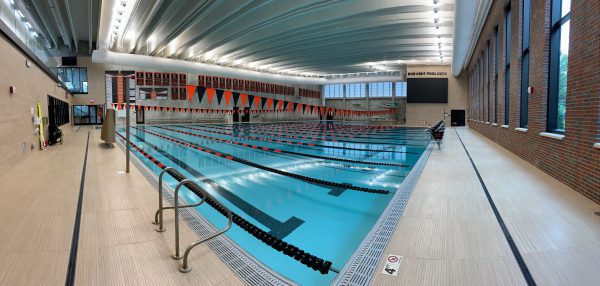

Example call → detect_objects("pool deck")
0 125 597 285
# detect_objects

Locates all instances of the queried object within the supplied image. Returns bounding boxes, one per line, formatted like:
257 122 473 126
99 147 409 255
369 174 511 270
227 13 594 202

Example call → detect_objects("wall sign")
381 254 402 276
407 71 448 76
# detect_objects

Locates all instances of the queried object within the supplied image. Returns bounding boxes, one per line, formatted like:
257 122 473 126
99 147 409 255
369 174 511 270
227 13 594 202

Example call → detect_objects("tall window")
395 82 407 97
480 56 484 121
487 41 491 123
548 0 570 132
505 6 512 125
494 26 499 124
324 84 344 98
369 82 392 97
520 0 531 128
345 83 366 98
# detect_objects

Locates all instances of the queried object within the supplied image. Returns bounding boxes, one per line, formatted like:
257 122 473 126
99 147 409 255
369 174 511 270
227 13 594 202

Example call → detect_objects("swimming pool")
116 122 430 285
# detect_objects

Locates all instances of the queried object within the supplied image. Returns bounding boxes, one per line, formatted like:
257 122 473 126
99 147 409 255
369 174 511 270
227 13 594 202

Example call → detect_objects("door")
73 105 102 125
242 107 250 122
450 110 465 126
136 107 145 124
232 107 239 122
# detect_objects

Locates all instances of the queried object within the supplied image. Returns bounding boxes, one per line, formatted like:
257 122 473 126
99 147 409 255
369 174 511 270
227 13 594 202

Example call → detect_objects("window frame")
520 0 531 128
547 0 570 133
505 5 512 125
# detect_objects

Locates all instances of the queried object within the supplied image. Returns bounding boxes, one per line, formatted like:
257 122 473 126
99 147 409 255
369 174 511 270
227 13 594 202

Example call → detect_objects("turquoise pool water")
117 122 429 285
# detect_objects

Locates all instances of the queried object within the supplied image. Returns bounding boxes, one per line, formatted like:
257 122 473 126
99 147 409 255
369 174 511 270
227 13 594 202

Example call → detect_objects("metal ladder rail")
152 167 205 232
172 179 233 273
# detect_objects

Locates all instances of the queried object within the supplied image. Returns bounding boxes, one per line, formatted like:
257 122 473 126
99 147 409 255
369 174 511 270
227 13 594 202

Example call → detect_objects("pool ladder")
152 167 233 273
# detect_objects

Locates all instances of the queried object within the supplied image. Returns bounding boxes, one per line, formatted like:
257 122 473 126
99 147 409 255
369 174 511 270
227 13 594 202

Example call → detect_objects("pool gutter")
331 141 434 286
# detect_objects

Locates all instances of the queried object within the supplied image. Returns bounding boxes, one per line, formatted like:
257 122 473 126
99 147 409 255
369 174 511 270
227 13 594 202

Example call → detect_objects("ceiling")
11 0 100 52
102 0 454 77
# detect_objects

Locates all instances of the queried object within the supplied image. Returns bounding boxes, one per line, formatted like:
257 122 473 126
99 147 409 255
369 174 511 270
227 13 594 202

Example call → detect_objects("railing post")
172 179 194 260
153 167 175 232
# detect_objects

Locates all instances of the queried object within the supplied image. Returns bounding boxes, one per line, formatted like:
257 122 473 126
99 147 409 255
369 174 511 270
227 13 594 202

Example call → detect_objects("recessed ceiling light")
16 10 24 18
25 22 32 29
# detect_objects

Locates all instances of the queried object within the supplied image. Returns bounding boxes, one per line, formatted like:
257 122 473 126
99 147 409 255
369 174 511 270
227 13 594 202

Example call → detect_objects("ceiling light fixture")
16 10 24 18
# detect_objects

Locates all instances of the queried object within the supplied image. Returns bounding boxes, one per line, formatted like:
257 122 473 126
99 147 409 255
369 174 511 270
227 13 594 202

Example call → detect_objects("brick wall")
466 0 600 204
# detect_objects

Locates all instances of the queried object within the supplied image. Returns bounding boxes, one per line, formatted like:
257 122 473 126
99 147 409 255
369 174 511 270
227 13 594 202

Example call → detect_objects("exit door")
450 110 465 126
136 108 145 124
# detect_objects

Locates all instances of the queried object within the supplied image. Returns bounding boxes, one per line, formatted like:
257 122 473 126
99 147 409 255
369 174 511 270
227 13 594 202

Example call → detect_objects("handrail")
172 179 206 260
179 185 233 273
152 168 203 232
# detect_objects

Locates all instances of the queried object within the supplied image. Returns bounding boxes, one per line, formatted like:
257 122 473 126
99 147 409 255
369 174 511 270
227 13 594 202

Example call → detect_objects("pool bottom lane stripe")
115 131 336 275
454 129 536 286
65 131 90 286
129 132 304 239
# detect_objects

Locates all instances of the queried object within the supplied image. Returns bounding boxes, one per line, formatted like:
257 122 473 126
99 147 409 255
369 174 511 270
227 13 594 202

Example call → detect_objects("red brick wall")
466 0 600 204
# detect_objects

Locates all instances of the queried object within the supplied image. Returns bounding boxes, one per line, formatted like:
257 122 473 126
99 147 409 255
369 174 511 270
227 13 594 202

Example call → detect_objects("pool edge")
331 141 434 286
117 138 298 286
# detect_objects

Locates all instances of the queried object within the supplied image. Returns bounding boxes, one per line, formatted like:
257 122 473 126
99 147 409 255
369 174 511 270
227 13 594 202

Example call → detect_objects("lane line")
65 131 90 286
454 129 536 286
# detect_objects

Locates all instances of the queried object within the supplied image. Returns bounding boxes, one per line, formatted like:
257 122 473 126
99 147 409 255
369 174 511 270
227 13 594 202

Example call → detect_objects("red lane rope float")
114 131 335 274
161 126 409 167
134 126 390 195
177 125 419 156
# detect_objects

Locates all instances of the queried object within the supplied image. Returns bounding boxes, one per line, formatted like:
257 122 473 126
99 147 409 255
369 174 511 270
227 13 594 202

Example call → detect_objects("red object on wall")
180 74 186 86
171 87 178 100
205 76 212 87
136 72 144 85
171 73 179 86
153 73 161 86
226 78 232 89
145 72 153 85
198 75 205 87
233 79 239 90
213 77 219 88
162 73 170 86
179 87 186 100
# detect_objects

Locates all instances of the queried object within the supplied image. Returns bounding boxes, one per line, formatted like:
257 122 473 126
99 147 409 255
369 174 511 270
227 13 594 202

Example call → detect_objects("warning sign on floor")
381 254 402 276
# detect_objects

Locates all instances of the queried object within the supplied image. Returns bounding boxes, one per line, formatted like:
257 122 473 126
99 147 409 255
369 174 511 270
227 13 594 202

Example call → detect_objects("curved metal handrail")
179 186 233 273
172 179 206 260
153 167 204 232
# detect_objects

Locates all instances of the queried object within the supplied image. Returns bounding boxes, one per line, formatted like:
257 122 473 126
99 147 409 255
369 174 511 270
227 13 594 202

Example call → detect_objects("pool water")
116 122 430 285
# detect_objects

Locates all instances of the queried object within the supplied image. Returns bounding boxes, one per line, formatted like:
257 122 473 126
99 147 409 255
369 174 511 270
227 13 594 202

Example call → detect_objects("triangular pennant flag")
302 104 307 114
274 99 280 110
241 94 248 107
186 85 197 102
197 87 206 104
224 91 232 106
292 103 298 112
216 89 224 105
254 96 260 109
261 97 268 109
312 105 317 114
283 101 289 111
267 98 273 109
247 94 255 107
232 92 240 107
206 88 215 105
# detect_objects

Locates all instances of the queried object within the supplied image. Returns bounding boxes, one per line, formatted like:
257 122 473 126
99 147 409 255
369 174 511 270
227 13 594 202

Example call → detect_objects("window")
487 41 491 123
494 26 499 124
395 82 407 97
324 84 343 98
548 0 570 132
48 95 69 126
505 6 511 125
520 0 531 128
345 83 366 98
369 82 392 97
480 56 484 121
51 67 88 94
